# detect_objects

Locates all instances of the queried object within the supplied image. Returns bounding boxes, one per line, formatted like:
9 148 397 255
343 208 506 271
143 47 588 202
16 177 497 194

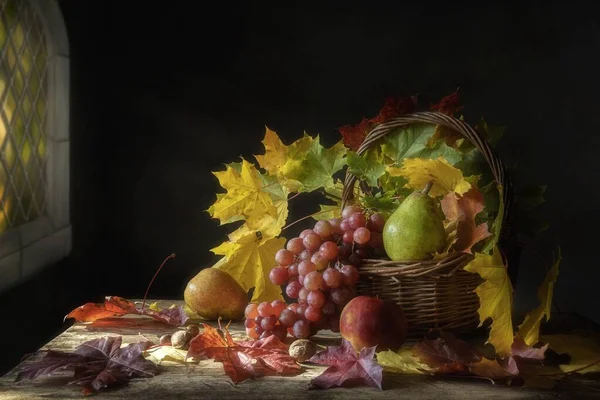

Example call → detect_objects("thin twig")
287 192 302 201
281 209 333 232
538 358 600 377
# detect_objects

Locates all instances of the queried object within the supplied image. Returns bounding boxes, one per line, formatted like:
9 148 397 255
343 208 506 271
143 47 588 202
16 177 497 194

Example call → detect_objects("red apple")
340 296 408 352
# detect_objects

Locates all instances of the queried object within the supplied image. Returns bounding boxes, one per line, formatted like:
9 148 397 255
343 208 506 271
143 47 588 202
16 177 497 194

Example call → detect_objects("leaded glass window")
0 0 48 233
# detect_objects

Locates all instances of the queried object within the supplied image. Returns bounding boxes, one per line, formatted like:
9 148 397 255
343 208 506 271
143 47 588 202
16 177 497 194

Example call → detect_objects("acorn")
171 330 192 349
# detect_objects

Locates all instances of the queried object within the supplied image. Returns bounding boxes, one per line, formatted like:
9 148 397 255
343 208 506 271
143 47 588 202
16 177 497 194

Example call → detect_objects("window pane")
0 0 48 233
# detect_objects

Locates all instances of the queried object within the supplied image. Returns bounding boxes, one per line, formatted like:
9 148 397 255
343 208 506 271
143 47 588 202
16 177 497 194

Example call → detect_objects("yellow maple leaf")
254 126 287 176
540 334 600 374
144 346 190 364
377 346 433 374
464 247 514 357
387 156 471 197
518 248 561 346
210 159 277 227
211 229 286 303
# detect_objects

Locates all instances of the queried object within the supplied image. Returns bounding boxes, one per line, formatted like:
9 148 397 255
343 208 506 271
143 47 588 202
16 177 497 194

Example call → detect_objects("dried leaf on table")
308 339 382 390
186 323 301 384
376 345 434 374
15 336 157 396
65 296 189 327
540 334 600 374
412 332 481 374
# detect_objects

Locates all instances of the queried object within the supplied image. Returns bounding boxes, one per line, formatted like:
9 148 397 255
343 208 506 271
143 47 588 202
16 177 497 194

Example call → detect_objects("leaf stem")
288 192 302 201
141 253 176 311
281 209 335 232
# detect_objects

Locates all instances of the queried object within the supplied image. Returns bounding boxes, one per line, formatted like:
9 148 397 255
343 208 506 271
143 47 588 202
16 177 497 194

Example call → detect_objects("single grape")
342 204 362 219
285 280 302 298
307 290 326 307
368 231 383 248
310 252 329 271
260 330 274 340
328 218 343 235
246 327 260 339
368 213 386 232
304 271 323 291
254 325 264 336
340 219 352 232
338 243 352 259
298 274 306 287
292 320 311 339
319 277 330 292
322 268 342 288
298 249 313 262
245 303 259 319
275 249 294 266
261 315 278 331
298 287 309 303
244 318 256 328
331 287 351 305
322 300 336 315
258 302 273 317
304 305 323 322
355 247 370 259
273 324 288 341
353 227 371 245
319 241 339 261
349 212 367 229
313 220 333 239
296 304 307 318
279 309 298 327
342 230 355 244
298 260 317 276
254 315 263 325
288 263 299 277
299 229 315 239
303 233 322 251
269 266 288 285
286 237 305 255
271 300 287 317
287 303 299 312
341 264 360 286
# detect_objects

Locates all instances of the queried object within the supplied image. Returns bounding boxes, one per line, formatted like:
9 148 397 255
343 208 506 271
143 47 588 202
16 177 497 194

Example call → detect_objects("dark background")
2 1 599 374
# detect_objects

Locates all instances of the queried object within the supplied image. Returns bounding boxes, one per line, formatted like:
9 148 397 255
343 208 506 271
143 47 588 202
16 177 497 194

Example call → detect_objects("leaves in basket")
338 96 417 151
430 89 464 116
440 186 491 254
346 148 386 187
15 336 157 396
65 296 189 327
518 249 561 346
361 191 400 216
312 204 342 221
208 159 278 227
308 339 382 390
212 226 286 303
481 185 505 254
387 156 471 197
464 248 514 357
187 323 301 384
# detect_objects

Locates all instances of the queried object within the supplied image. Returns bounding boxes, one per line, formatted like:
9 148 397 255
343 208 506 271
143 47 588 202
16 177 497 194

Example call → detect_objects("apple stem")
422 181 433 195
141 253 176 311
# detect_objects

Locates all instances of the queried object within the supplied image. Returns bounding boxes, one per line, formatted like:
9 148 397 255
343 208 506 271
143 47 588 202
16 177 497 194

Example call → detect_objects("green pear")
382 182 446 261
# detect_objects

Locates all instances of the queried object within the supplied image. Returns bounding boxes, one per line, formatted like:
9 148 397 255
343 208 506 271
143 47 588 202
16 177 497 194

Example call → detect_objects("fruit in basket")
184 268 248 321
382 181 446 260
339 295 408 352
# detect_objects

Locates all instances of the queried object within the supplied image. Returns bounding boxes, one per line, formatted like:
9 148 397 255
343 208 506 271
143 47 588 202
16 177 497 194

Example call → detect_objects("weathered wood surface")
1 300 599 399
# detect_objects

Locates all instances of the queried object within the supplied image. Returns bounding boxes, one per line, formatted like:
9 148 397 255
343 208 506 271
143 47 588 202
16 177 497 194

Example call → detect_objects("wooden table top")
1 299 599 399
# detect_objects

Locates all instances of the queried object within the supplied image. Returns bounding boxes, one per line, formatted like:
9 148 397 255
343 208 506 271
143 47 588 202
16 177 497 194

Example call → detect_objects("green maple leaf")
346 148 386 187
283 133 347 193
381 123 463 167
361 191 399 217
482 184 504 254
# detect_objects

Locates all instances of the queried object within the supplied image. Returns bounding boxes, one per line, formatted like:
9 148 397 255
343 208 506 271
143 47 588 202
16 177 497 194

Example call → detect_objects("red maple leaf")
430 90 464 115
339 96 417 151
64 296 189 327
440 186 492 254
307 339 382 390
15 336 157 395
512 335 549 361
186 323 301 384
412 332 481 374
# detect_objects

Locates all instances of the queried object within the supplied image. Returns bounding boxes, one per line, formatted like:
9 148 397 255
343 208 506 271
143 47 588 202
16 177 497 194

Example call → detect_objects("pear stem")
422 181 434 195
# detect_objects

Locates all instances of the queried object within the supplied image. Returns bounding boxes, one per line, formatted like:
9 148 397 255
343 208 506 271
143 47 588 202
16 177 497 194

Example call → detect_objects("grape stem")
281 209 334 232
141 253 176 311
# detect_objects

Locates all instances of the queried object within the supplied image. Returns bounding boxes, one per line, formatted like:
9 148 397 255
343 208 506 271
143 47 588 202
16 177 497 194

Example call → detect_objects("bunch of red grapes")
243 204 388 340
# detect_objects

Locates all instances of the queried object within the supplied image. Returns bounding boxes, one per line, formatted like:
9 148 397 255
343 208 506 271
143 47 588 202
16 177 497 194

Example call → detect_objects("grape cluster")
244 204 387 340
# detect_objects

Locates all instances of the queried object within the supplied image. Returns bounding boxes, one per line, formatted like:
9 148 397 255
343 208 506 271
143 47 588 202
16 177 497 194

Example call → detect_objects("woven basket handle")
341 111 512 221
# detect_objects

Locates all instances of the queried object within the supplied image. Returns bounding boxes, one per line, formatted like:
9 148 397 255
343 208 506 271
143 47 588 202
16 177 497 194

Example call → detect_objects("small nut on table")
171 330 192 349
185 324 200 337
159 334 172 346
288 339 318 362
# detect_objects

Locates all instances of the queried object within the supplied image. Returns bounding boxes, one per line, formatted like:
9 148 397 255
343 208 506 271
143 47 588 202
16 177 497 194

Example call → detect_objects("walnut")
171 330 192 349
288 339 318 362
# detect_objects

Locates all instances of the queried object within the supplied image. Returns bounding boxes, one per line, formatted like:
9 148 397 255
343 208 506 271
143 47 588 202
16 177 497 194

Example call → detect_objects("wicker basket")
341 111 512 338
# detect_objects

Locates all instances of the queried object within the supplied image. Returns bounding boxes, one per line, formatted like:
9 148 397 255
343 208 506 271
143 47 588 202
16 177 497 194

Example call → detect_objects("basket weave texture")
341 111 511 338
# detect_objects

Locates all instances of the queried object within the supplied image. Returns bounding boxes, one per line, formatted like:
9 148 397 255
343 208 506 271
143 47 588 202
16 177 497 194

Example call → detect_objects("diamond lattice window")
0 0 48 233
